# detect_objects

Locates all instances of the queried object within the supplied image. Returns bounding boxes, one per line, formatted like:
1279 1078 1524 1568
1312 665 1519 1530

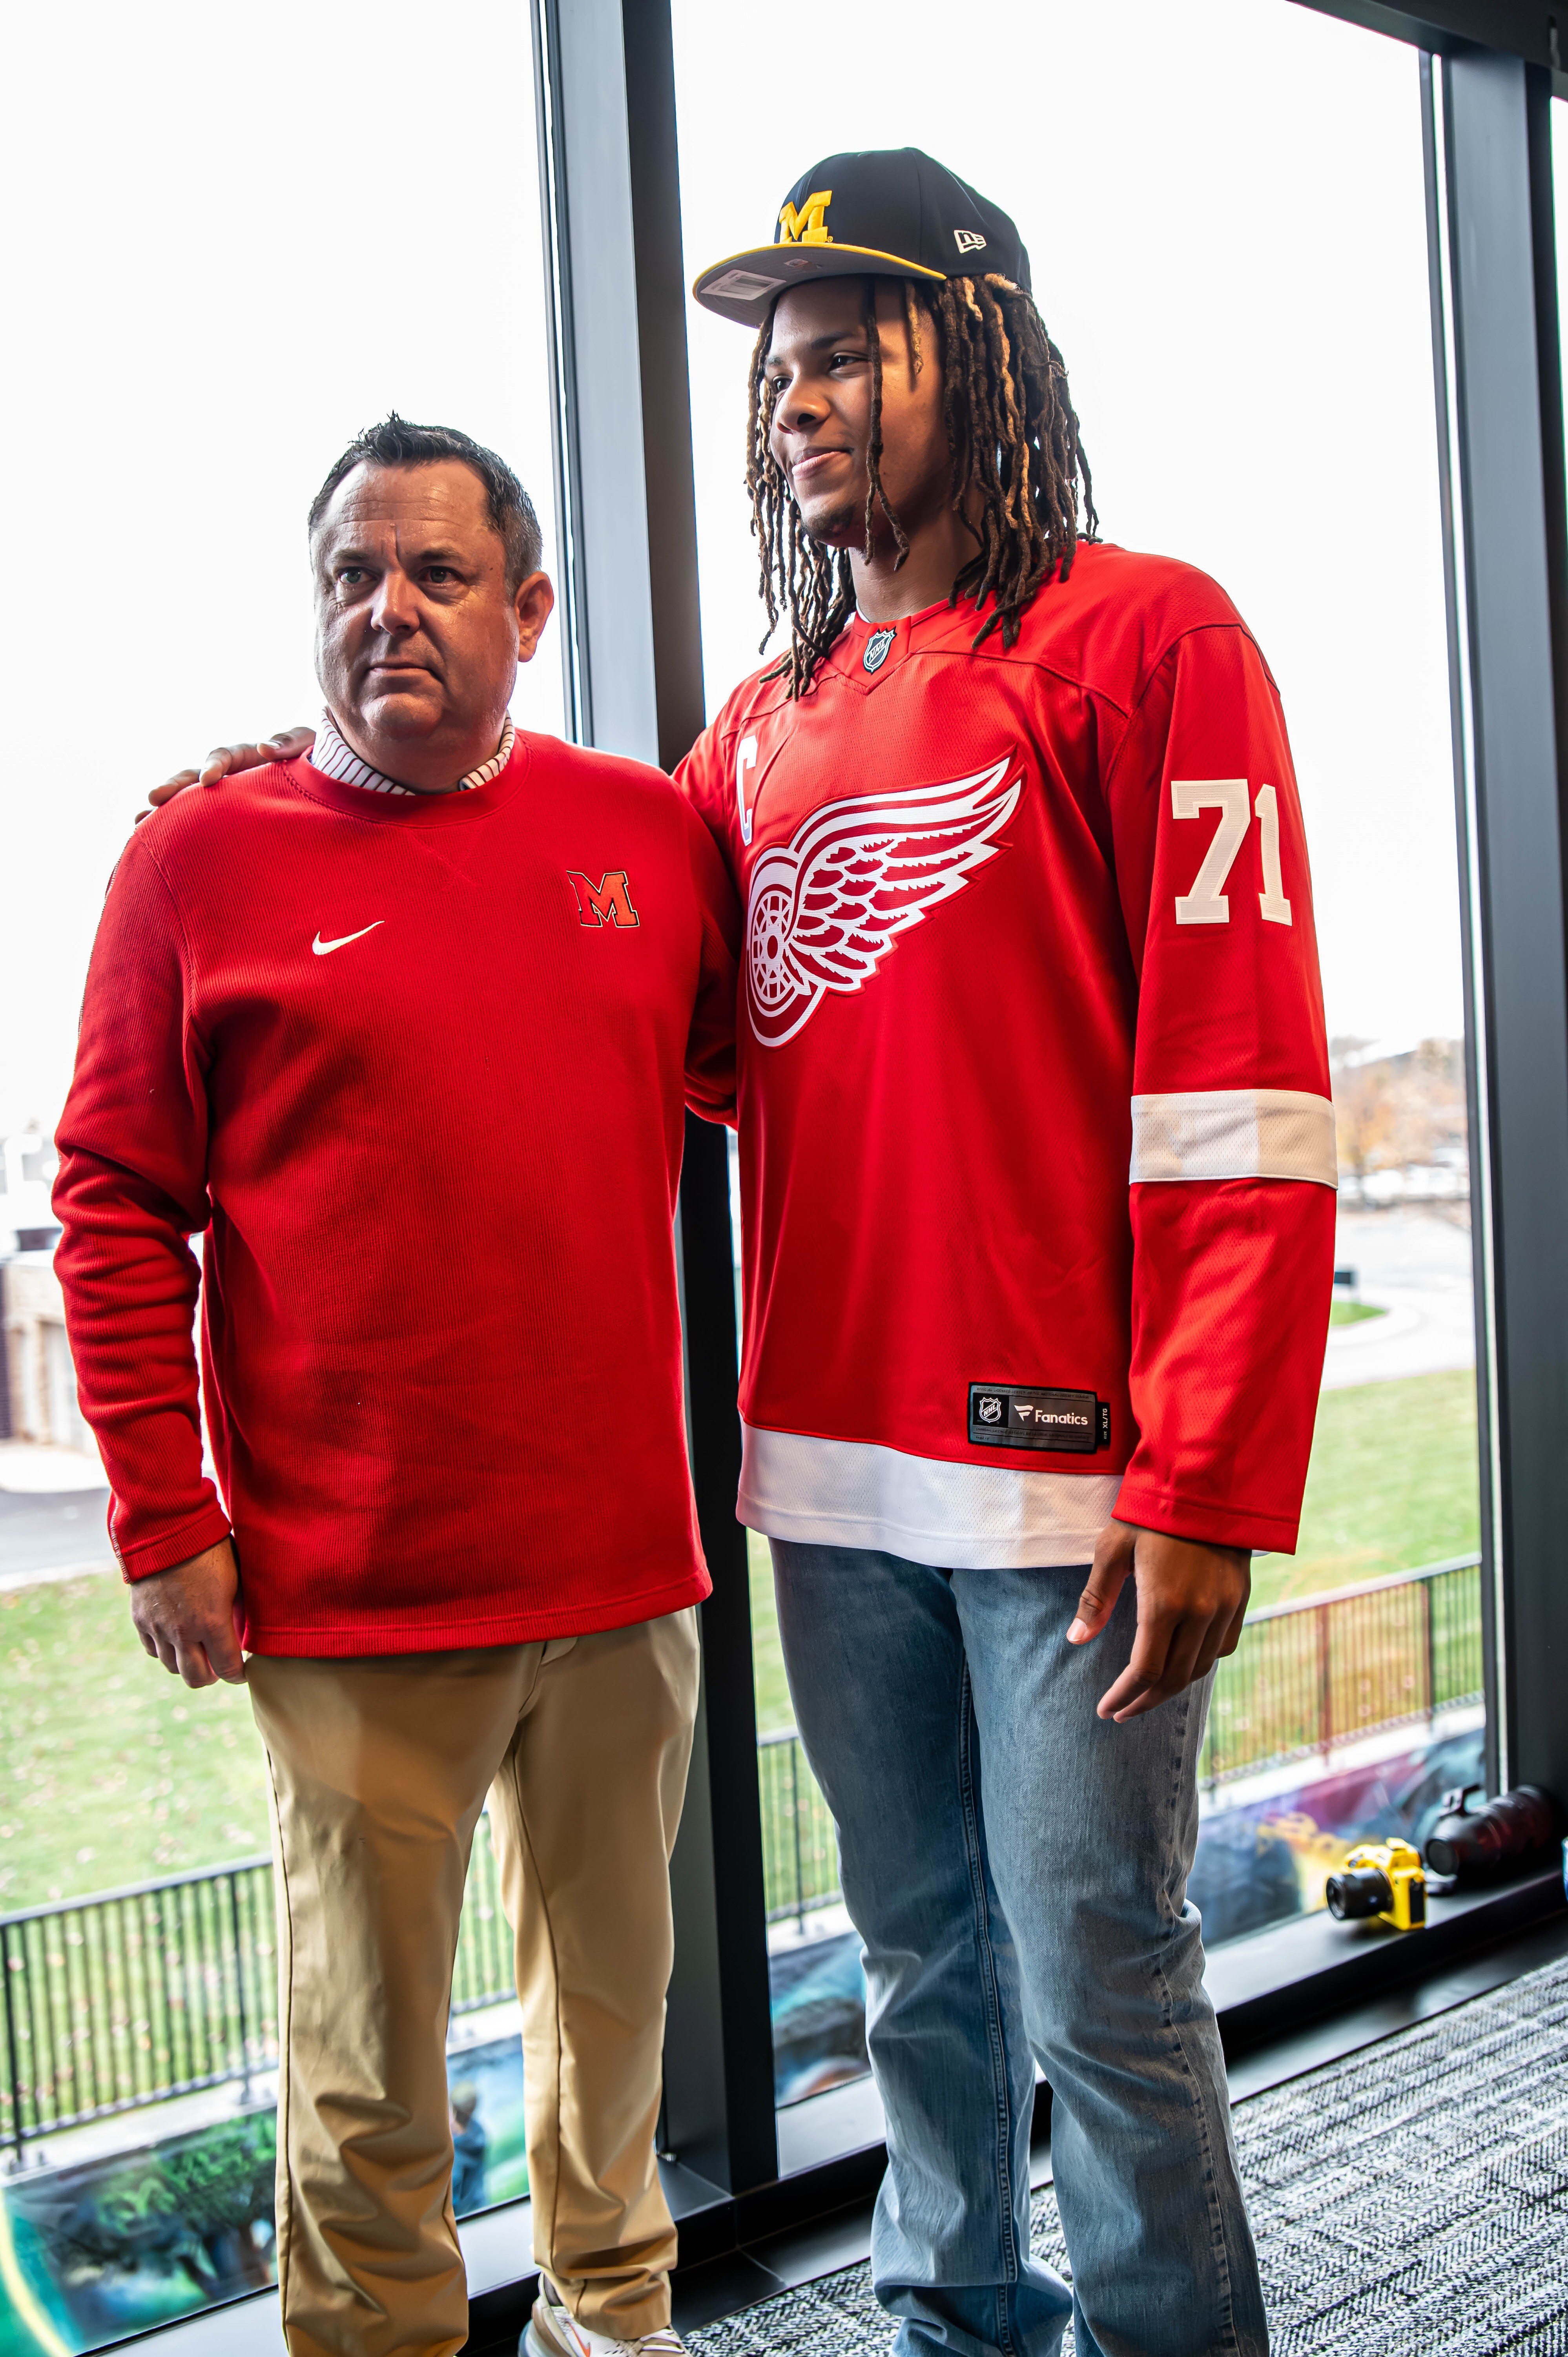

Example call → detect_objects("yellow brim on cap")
692 241 946 328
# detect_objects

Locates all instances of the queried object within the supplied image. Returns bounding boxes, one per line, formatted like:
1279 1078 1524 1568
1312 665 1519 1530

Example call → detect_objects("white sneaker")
524 2276 687 2357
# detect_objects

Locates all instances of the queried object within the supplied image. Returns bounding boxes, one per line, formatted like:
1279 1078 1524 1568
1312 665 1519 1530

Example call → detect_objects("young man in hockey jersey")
153 153 1333 2357
679 151 1333 2357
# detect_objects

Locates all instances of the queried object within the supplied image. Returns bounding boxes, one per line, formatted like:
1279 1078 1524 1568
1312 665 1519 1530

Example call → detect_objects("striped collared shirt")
311 710 516 798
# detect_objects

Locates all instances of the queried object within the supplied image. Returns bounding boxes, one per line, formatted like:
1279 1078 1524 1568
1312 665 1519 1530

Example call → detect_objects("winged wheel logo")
745 756 1021 1047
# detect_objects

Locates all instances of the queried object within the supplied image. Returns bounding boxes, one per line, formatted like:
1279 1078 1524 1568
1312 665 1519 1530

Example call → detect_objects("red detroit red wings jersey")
678 544 1337 1566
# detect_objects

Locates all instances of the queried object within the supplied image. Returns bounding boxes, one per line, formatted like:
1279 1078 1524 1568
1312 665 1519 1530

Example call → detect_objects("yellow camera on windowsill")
1324 1838 1427 1932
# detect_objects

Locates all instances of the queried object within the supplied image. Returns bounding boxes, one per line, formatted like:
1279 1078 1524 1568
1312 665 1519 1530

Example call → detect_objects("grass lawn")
1328 1299 1386 1326
1251 1365 1479 1607
748 1530 794 1735
0 1368 1480 1905
0 1573 271 1908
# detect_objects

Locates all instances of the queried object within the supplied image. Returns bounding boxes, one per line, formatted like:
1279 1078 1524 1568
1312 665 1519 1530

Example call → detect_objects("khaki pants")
247 1610 700 2357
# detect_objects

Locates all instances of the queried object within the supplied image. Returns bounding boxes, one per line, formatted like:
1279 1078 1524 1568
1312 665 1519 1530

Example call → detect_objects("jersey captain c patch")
744 757 1021 1046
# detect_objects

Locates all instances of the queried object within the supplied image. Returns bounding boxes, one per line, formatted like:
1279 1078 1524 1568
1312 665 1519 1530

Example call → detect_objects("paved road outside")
0 1481 113 1584
0 1438 113 1582
1324 1205 1475 1392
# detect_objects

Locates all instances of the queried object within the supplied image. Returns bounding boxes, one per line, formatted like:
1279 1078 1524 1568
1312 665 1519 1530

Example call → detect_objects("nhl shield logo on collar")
863 627 895 674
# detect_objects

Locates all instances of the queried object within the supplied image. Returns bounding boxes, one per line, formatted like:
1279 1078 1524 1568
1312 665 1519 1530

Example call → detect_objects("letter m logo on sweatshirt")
568 870 640 929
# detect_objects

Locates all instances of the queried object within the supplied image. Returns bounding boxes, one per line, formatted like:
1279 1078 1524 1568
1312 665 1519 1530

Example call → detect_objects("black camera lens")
1424 1830 1466 1879
1326 1866 1393 1921
1424 1785 1561 1882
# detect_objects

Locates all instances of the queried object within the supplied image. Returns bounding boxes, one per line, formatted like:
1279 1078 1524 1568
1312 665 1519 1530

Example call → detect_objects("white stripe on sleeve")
1129 1088 1338 1188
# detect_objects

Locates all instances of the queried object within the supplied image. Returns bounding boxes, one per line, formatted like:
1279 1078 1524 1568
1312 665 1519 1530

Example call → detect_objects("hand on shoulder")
135 726 317 827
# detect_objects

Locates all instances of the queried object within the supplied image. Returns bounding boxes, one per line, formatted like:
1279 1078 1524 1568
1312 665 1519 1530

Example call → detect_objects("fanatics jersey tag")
967 1383 1110 1454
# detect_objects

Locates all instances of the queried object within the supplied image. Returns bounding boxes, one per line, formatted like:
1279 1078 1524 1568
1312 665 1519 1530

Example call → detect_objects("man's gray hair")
308 413 543 591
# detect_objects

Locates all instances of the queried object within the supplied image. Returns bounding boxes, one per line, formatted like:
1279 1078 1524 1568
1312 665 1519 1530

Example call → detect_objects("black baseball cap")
693 147 1031 329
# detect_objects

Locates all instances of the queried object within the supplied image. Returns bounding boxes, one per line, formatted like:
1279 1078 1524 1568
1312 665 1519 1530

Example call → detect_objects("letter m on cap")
778 189 833 246
569 870 640 929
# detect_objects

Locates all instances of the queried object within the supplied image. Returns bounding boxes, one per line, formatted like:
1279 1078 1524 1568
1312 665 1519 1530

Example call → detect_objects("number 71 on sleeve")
1171 777 1293 929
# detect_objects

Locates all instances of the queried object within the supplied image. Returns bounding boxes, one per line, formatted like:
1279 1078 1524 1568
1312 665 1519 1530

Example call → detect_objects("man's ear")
515 571 556 664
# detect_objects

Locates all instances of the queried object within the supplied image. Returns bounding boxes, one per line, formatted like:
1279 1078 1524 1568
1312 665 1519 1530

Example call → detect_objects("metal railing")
0 1858 273 2157
0 1556 1487 2142
756 1554 1486 1924
757 1729 842 1930
0 1817 513 2154
1200 1553 1482 1788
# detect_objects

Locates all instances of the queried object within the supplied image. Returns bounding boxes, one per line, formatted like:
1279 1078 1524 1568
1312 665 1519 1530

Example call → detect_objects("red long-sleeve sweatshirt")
53 736 740 1656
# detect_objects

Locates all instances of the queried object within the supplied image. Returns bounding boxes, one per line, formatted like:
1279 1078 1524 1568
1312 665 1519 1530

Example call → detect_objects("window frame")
122 4 1568 2347
528 0 1568 2233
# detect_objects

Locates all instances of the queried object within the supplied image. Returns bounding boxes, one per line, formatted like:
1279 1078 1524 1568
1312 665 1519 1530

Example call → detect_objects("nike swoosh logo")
312 923 385 956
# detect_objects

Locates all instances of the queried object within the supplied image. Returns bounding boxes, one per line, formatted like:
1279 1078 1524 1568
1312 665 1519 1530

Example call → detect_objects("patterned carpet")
690 1952 1568 2356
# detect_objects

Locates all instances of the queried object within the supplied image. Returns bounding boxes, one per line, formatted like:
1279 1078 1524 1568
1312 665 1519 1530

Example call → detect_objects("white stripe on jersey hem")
738 1422 1121 1571
1130 1087 1337 1189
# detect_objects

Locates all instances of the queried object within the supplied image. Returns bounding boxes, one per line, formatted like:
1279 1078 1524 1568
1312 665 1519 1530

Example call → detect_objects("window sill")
1206 1860 1566 2051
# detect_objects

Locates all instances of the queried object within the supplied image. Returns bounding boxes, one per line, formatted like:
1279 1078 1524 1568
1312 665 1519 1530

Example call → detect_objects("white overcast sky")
4 0 1566 1133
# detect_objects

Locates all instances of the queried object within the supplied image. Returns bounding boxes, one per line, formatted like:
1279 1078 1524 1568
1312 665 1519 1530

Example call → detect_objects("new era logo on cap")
692 146 1030 328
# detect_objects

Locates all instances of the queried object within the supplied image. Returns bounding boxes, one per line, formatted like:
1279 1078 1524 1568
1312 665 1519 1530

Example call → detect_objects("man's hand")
1068 1519 1249 1723
135 726 316 825
129 1540 245 1688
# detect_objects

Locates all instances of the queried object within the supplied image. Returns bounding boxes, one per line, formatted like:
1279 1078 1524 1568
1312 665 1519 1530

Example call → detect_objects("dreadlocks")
861 277 909 578
746 273 1097 697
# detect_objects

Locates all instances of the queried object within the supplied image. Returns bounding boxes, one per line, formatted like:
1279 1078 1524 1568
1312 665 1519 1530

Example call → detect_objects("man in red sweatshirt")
53 417 738 2357
148 154 1335 2357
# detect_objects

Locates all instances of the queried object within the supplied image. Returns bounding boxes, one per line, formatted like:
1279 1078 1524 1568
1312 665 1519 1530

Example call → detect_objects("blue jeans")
770 1541 1266 2357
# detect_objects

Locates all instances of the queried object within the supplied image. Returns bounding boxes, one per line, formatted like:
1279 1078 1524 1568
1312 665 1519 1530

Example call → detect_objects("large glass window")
0 2 1515 2332
0 5 560 2339
673 0 1486 2116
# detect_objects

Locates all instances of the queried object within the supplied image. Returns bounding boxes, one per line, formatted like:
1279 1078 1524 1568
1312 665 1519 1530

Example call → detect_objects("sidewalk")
0 1443 113 1590
1324 1206 1476 1390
